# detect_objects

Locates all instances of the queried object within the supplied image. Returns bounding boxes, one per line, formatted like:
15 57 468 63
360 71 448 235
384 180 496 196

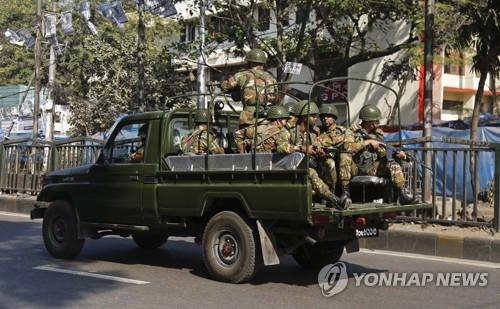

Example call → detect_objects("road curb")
1 195 499 263
359 229 500 264
0 195 36 215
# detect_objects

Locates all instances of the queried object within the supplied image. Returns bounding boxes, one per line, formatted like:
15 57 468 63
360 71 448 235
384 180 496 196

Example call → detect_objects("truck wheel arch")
200 193 253 219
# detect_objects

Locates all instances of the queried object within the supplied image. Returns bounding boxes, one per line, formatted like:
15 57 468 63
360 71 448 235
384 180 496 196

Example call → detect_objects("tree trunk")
470 69 487 141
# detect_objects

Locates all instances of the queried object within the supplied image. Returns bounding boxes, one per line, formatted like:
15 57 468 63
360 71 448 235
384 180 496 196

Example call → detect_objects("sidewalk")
1 194 498 263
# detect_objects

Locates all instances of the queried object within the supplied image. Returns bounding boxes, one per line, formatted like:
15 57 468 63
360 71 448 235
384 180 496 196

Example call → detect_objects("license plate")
356 227 379 238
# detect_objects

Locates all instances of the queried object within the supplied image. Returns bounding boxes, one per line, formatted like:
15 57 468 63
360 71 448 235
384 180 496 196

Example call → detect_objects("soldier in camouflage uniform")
317 104 354 207
233 111 266 153
221 48 279 124
348 104 413 204
128 124 148 163
256 105 290 152
180 109 225 155
275 100 349 209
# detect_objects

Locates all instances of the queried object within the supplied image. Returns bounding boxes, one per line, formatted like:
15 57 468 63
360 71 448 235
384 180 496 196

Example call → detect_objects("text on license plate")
356 228 379 238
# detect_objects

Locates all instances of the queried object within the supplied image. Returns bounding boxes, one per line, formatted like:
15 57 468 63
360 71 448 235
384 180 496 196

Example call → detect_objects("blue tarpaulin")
385 127 499 201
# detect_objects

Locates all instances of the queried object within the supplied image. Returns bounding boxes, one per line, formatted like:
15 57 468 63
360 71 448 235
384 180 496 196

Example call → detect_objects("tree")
455 0 500 141
1 1 188 135
192 0 421 82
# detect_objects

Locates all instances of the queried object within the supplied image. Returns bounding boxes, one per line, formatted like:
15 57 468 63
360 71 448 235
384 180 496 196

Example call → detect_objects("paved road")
1 212 499 309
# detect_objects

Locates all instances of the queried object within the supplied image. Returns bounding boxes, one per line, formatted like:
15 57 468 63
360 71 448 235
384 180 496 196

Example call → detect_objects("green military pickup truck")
31 109 431 283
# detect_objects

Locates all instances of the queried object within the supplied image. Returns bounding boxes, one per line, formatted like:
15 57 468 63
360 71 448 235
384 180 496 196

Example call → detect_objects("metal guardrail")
0 138 104 194
395 137 499 231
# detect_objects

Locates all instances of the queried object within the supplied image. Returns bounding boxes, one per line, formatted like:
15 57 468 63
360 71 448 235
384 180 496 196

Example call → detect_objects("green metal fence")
0 137 104 194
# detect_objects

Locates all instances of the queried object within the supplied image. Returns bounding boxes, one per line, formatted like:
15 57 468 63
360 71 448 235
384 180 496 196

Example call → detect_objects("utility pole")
422 0 434 203
137 0 145 112
33 0 42 139
45 1 57 141
196 0 207 109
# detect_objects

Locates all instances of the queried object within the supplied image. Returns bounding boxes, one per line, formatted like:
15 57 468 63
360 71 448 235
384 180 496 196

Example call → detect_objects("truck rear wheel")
292 242 344 269
202 211 260 283
132 233 168 250
42 200 84 259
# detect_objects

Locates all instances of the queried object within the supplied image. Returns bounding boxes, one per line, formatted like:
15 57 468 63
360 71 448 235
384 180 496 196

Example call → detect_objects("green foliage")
0 0 36 84
1 1 188 135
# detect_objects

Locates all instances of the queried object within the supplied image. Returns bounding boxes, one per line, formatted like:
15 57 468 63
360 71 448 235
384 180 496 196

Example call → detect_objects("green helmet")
359 104 382 121
295 100 319 116
319 104 338 118
194 109 211 123
284 102 296 115
245 48 268 64
267 105 290 120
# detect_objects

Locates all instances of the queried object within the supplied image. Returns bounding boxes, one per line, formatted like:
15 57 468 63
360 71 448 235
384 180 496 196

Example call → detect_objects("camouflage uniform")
180 126 225 155
276 126 334 200
221 69 278 110
256 124 287 152
317 124 356 189
349 124 406 189
233 125 266 153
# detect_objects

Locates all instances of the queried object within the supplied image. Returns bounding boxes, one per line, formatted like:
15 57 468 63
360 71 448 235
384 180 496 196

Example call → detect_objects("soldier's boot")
326 194 342 209
340 185 352 210
397 187 415 205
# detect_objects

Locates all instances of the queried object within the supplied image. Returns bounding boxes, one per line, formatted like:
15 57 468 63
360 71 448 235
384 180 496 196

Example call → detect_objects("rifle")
360 132 433 173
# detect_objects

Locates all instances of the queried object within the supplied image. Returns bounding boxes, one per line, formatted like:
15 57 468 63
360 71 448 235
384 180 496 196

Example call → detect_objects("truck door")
86 122 150 224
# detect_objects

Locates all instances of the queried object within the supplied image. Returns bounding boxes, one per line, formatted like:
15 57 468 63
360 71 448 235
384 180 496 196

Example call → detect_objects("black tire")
42 200 84 259
292 242 344 269
202 211 260 283
132 233 168 250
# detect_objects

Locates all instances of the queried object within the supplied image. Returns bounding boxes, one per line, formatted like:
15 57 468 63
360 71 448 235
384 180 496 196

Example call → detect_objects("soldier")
349 104 413 204
317 104 353 206
256 105 290 152
233 111 265 153
221 48 278 124
276 100 349 209
128 124 148 163
180 109 225 155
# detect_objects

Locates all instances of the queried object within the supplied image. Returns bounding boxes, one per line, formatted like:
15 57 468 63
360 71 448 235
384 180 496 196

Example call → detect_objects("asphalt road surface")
1 212 499 309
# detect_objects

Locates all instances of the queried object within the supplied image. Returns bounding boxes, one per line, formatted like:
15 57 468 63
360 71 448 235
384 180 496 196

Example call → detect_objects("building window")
443 100 463 112
258 7 270 31
295 7 307 24
444 51 464 75
180 23 197 43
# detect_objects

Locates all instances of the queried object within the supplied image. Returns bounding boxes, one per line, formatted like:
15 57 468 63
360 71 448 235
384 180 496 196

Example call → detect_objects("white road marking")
358 248 500 270
0 211 30 218
33 265 150 284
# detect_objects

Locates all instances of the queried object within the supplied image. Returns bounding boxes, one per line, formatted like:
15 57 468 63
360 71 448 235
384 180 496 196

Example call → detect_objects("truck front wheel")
202 211 260 283
42 200 84 259
292 242 344 269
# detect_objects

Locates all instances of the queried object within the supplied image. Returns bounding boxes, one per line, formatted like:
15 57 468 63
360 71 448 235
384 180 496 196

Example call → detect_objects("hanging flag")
80 1 98 35
61 11 75 34
44 13 58 38
17 29 35 49
144 0 177 18
4 29 25 46
98 1 128 29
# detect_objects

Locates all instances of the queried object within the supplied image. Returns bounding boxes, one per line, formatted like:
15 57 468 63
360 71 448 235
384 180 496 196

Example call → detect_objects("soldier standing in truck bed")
221 48 278 123
180 109 225 155
348 104 413 204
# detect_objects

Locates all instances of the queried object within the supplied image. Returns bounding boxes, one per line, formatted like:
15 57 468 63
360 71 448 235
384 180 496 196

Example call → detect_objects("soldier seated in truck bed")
180 109 225 155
